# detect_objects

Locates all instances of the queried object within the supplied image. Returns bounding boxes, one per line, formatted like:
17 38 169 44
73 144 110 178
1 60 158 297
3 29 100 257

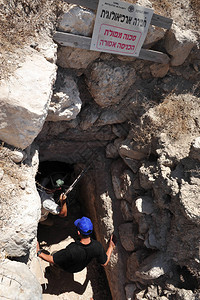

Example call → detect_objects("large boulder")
85 62 136 107
144 26 166 48
0 48 57 149
119 138 149 161
47 74 82 121
179 182 200 225
165 24 197 66
57 46 100 70
119 223 140 252
0 144 40 257
0 260 42 300
135 251 173 280
57 5 95 37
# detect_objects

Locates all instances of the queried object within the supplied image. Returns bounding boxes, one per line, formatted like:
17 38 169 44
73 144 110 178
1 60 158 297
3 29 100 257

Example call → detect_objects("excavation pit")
35 160 112 299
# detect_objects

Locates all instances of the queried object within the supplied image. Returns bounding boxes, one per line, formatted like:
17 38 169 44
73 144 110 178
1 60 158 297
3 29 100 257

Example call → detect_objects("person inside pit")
36 216 116 272
37 174 68 225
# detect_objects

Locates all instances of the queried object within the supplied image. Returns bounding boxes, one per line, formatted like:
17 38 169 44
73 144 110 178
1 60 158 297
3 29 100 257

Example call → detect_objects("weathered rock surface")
165 24 197 66
179 183 200 224
133 196 156 216
57 5 95 37
120 200 133 221
119 223 138 251
0 144 40 257
47 74 82 121
35 39 58 64
135 251 172 280
0 48 57 149
0 260 42 300
57 46 100 70
119 138 149 160
150 63 169 78
126 249 149 282
144 26 166 48
85 62 136 107
189 136 200 161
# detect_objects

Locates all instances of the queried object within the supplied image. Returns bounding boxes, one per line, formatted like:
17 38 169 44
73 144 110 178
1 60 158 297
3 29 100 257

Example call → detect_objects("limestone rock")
133 196 156 215
144 209 171 250
111 159 127 200
135 252 172 280
134 290 146 300
57 6 95 37
86 62 136 107
35 40 57 64
118 223 138 252
189 137 200 161
144 26 166 48
57 47 100 70
175 288 196 300
95 107 128 126
119 139 149 160
111 160 135 202
79 104 100 130
10 149 26 163
138 215 151 234
146 285 159 298
139 162 158 190
165 24 197 66
121 170 135 203
179 182 200 224
150 63 169 78
0 145 41 257
47 75 82 121
126 249 149 282
122 157 142 174
120 200 133 222
0 48 57 149
0 260 42 300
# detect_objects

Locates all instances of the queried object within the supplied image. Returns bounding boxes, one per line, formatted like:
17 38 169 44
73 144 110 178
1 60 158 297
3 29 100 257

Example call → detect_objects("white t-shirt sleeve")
40 190 61 215
42 199 61 215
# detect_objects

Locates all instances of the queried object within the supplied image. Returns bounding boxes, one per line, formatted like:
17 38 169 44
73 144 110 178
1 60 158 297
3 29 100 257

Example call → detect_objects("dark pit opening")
36 160 112 299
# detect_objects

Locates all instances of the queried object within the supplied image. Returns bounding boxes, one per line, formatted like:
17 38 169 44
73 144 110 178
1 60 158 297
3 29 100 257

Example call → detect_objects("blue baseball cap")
74 217 93 235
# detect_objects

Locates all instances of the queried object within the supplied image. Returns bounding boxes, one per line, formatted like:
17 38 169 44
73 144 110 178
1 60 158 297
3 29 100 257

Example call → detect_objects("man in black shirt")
37 216 116 272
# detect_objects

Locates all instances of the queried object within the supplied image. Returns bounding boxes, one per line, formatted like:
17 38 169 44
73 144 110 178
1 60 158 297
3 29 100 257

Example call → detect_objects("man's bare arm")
58 193 67 217
37 241 54 264
102 235 116 267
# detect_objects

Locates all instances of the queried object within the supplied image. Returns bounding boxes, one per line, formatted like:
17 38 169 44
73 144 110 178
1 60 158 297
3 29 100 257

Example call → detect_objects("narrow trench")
36 160 112 299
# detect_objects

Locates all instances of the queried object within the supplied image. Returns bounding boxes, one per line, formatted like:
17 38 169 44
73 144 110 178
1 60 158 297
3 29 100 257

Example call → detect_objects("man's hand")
109 234 117 249
102 234 117 267
59 193 67 203
59 193 67 217
109 235 115 249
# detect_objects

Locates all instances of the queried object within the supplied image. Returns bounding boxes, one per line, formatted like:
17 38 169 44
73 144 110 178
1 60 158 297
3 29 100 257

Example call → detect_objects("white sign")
90 0 154 57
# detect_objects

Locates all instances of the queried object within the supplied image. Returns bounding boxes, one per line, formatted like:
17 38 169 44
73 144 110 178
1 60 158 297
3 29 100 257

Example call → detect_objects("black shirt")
53 238 107 273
